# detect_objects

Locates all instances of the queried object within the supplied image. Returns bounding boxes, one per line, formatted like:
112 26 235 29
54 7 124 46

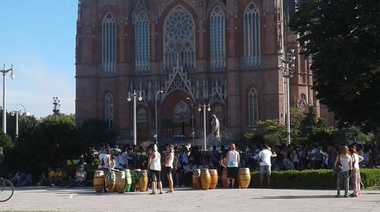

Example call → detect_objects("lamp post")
17 103 27 116
186 97 195 147
281 49 296 145
127 90 142 146
52 97 60 122
198 103 211 151
155 90 163 144
11 109 21 141
1 64 15 133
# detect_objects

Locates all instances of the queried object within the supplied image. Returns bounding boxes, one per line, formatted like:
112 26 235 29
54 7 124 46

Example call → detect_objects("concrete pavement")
1 186 380 212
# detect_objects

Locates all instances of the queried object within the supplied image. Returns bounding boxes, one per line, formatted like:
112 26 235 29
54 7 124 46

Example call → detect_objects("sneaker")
335 195 340 198
149 192 156 195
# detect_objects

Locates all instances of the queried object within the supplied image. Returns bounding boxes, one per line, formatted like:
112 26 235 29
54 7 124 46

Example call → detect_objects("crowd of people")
5 140 377 198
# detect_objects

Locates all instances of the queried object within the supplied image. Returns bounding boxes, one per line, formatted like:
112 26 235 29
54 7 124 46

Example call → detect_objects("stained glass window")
163 6 196 72
210 6 226 71
105 93 114 129
244 3 261 68
102 13 117 75
135 11 150 73
248 88 258 126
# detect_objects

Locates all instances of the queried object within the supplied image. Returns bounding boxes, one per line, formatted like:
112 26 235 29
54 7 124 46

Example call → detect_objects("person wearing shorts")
258 144 277 187
148 144 163 194
226 143 240 188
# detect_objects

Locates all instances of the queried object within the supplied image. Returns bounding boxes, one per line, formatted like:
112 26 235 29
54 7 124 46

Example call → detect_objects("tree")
289 0 380 132
78 119 116 148
245 120 286 146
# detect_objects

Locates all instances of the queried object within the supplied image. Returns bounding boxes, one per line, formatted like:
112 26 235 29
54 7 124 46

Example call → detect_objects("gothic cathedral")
75 0 331 146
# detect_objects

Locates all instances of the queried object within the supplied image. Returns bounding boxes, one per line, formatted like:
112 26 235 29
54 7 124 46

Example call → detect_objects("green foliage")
249 169 380 189
0 131 13 149
246 108 335 146
245 120 286 146
78 119 116 147
290 0 380 132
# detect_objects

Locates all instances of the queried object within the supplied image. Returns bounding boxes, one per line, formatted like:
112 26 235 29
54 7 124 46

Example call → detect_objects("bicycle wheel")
0 178 14 202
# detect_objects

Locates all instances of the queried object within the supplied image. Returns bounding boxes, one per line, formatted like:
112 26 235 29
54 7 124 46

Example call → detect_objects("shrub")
249 168 380 189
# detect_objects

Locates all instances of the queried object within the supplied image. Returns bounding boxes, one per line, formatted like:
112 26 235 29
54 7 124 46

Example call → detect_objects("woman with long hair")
148 144 163 194
164 145 175 193
334 146 353 198
349 145 363 197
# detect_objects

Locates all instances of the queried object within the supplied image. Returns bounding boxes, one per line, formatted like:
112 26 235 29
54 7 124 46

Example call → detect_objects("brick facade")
75 0 332 146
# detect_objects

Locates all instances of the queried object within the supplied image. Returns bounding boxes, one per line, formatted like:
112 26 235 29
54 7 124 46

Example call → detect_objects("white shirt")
259 149 273 166
98 153 110 169
227 150 239 167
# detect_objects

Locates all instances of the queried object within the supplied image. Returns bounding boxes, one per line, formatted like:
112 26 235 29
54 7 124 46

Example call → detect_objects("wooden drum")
93 170 104 192
221 168 227 188
107 171 116 192
208 169 218 189
237 168 251 189
139 170 148 192
124 169 132 192
200 168 211 190
192 169 201 189
115 170 126 193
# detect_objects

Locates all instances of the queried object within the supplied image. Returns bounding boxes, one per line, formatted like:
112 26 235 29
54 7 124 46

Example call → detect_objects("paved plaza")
1 186 380 212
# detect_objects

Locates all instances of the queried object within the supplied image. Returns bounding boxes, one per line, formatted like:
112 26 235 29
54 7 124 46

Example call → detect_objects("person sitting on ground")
73 165 87 187
37 172 47 186
16 173 33 187
47 167 57 185
10 171 22 185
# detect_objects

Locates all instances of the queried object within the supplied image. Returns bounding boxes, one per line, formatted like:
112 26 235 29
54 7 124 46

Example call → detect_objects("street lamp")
127 90 142 146
155 90 163 144
17 103 28 116
11 109 21 141
186 97 195 147
1 64 15 133
198 102 211 151
52 97 60 122
281 49 296 145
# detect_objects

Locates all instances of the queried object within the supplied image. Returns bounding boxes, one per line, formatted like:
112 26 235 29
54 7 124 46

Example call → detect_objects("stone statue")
211 114 220 142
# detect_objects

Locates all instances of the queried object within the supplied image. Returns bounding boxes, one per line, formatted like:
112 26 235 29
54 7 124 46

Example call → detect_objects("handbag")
333 156 343 173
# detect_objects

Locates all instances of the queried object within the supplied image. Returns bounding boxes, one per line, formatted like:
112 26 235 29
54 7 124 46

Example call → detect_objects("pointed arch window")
135 11 150 73
210 6 226 71
244 3 260 69
163 6 196 73
248 88 259 126
105 93 114 129
102 13 117 75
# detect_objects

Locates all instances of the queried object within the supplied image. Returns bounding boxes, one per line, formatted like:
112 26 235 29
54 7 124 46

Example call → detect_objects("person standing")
148 144 163 194
349 145 363 197
98 148 111 192
226 143 240 188
258 144 277 188
164 145 175 193
334 146 353 198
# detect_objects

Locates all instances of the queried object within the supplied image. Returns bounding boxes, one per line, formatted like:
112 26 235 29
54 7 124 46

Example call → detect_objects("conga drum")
192 169 201 189
115 170 126 193
124 169 132 192
134 169 142 191
107 171 116 192
130 170 138 192
221 168 227 188
93 170 104 192
200 168 211 190
209 169 218 189
238 168 251 189
139 170 148 192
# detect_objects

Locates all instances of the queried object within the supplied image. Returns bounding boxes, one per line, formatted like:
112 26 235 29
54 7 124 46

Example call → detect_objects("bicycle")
0 178 14 202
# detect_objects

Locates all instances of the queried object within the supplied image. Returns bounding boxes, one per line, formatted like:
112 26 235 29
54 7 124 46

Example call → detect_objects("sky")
0 1 78 118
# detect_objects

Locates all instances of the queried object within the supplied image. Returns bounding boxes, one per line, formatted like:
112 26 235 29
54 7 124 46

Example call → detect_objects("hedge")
71 165 380 190
249 169 380 189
